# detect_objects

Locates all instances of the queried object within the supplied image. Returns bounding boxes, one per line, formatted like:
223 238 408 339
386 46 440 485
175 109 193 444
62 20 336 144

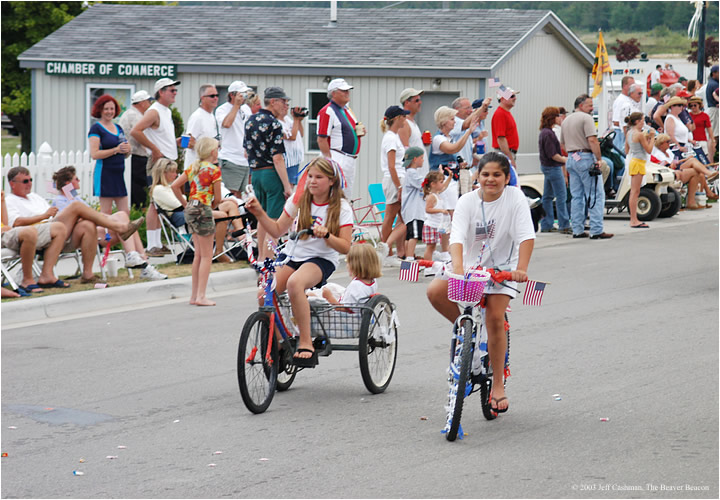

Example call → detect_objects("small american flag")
399 260 420 282
522 280 546 306
488 77 502 88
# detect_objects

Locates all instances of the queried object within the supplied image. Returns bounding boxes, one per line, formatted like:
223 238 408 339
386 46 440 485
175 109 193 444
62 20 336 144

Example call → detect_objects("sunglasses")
12 177 32 184
163 88 178 94
203 94 219 98
409 97 421 103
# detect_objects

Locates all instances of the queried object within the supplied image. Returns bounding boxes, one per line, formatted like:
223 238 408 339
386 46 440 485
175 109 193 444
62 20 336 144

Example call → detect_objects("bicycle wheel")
237 312 278 414
276 342 298 392
447 317 474 441
359 295 398 394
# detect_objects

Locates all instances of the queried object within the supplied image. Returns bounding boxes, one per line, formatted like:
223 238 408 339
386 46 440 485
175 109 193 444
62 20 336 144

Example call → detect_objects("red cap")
675 90 691 98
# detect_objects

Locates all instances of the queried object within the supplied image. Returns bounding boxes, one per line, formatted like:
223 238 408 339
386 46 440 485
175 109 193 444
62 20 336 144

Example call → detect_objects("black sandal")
292 348 318 368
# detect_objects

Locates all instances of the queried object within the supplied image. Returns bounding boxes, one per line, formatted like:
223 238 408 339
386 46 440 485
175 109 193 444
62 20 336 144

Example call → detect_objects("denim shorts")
285 257 336 289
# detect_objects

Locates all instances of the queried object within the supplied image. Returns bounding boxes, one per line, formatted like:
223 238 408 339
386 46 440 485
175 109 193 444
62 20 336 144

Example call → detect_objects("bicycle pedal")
313 336 332 356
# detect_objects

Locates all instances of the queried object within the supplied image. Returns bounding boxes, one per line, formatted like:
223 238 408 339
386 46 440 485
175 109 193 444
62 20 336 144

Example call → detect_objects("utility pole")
697 0 707 83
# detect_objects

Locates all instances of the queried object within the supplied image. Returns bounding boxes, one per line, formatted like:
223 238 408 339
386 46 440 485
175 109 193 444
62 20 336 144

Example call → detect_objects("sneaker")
384 255 403 267
125 251 145 268
140 264 167 280
589 232 614 240
376 242 389 259
572 232 589 239
433 251 451 262
147 247 165 257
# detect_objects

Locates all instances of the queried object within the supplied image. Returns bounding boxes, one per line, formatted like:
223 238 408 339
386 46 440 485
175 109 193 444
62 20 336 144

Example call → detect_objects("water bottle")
476 141 485 155
118 131 126 143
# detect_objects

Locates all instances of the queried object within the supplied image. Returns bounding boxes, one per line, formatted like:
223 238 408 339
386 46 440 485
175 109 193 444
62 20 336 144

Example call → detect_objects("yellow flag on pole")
591 30 612 98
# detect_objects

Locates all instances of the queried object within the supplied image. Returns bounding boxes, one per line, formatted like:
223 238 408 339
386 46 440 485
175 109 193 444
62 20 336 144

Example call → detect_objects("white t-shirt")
650 70 661 86
341 278 377 304
282 197 353 267
185 107 220 166
380 130 405 180
449 187 535 273
407 118 430 174
215 102 248 166
651 146 674 165
450 116 473 165
282 115 305 168
645 97 658 117
612 93 634 128
664 114 690 144
5 192 51 227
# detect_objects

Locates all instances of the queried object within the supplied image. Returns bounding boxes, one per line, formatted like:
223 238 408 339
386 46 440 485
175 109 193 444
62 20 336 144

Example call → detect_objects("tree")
1 2 85 153
687 36 719 67
611 38 642 63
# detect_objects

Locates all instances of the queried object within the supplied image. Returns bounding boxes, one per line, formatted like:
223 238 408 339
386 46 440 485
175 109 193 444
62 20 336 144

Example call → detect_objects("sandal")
292 348 318 368
37 279 70 289
80 275 103 284
630 223 649 229
491 396 509 414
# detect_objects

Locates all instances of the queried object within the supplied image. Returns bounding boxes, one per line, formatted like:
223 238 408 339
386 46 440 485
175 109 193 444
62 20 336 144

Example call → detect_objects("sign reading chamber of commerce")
45 61 177 78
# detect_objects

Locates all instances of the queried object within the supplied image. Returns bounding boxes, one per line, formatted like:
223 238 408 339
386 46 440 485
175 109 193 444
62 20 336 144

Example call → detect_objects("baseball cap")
228 81 250 93
264 86 290 100
328 78 353 92
131 90 154 104
650 83 664 94
399 88 423 104
711 64 718 73
402 146 425 168
384 105 410 121
154 78 181 93
675 90 691 98
471 98 492 109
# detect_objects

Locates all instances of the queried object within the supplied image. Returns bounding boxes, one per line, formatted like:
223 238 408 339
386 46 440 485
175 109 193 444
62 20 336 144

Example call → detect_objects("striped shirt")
317 101 361 156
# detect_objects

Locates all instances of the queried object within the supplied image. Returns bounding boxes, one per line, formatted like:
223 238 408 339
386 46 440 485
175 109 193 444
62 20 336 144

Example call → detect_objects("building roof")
19 4 593 77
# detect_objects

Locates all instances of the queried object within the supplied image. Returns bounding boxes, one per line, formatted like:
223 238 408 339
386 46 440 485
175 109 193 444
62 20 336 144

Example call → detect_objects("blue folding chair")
368 183 386 221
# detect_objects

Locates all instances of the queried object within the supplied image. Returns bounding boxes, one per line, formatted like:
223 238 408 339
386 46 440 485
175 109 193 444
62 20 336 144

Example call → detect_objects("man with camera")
560 94 613 240
216 80 251 197
282 105 307 186
317 78 364 197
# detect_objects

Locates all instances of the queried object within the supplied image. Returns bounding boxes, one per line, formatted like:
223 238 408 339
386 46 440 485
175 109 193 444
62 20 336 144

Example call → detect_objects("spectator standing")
119 90 154 209
184 84 220 166
130 77 182 256
538 106 569 234
624 112 655 228
450 97 478 167
317 78 364 197
611 76 635 151
560 94 613 240
282 106 306 186
216 80 251 197
5 167 143 284
398 88 430 174
645 84 663 117
650 64 662 86
553 107 567 145
244 86 292 262
88 94 131 216
688 96 716 161
706 65 719 149
469 98 492 167
491 88 520 164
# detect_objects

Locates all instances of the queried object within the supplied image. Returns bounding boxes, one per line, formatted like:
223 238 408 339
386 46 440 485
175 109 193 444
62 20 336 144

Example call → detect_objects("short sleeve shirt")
317 101 360 155
491 107 519 150
560 111 597 152
216 102 248 166
185 108 220 166
341 278 377 304
184 161 221 206
118 106 146 156
282 197 353 267
4 192 51 227
690 112 712 141
88 122 126 172
244 109 285 168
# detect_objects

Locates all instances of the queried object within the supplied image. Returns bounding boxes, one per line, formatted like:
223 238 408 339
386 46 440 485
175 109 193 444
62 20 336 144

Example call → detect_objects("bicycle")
237 228 399 414
417 260 512 442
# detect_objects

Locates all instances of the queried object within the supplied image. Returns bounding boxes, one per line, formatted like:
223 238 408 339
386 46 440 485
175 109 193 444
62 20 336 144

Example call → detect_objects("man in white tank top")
130 77 182 255
398 88 430 175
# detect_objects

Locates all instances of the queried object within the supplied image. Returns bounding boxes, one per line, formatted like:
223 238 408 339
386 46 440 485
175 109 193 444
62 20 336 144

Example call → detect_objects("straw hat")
665 96 687 107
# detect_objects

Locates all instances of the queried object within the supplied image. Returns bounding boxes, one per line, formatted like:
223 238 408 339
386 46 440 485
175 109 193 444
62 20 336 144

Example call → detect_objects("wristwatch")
324 232 330 239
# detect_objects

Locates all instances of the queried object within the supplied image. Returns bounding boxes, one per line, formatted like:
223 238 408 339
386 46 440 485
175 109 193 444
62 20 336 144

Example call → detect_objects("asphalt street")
1 211 718 498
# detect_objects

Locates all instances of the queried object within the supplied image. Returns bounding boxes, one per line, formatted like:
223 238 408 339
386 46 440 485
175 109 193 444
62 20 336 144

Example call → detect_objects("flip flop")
20 284 45 293
37 279 70 289
13 287 30 297
491 396 509 413
292 348 318 368
630 223 649 228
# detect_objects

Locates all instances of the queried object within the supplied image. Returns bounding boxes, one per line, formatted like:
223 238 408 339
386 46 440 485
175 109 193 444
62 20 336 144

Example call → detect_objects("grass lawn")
1 129 22 156
577 28 701 57
1 259 250 302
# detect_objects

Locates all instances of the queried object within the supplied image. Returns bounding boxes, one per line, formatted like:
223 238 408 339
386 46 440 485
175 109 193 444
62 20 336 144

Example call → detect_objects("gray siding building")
19 4 593 201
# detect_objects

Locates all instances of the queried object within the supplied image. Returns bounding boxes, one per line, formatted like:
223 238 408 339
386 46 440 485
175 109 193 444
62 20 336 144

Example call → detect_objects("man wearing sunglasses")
184 84 221 167
398 88 429 173
491 88 520 164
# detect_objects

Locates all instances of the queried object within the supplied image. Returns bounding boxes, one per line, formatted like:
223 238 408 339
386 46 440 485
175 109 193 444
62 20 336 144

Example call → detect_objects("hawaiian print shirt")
185 161 222 206
243 108 286 169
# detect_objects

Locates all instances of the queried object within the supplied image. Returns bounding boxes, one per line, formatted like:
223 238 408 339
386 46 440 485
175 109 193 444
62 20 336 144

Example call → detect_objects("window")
306 90 330 152
85 83 134 144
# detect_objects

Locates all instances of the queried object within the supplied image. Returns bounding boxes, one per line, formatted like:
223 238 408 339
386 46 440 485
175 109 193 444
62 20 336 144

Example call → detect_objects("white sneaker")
376 242 389 259
384 255 403 267
424 261 443 277
125 251 145 268
140 264 167 280
433 251 451 262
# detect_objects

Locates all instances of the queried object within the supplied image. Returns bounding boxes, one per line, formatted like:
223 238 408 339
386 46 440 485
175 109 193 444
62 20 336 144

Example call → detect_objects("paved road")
2 213 718 498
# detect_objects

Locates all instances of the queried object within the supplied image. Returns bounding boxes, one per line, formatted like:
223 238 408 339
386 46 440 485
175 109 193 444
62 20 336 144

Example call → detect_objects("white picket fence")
1 142 132 204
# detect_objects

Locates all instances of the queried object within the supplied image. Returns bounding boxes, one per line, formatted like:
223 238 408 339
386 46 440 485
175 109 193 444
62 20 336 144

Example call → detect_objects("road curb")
1 268 258 326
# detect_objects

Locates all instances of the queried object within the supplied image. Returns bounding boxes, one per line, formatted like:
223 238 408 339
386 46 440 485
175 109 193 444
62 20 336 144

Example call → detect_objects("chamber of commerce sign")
45 61 177 78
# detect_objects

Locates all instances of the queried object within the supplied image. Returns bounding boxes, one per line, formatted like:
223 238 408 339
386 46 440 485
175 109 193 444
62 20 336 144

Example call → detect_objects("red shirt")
690 112 711 141
491 106 519 150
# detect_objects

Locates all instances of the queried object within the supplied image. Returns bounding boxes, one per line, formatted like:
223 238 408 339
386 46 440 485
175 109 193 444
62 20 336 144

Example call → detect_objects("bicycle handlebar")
416 260 514 283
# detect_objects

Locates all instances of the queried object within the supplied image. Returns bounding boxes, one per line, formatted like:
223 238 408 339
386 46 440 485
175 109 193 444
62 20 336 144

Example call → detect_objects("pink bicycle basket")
446 270 491 303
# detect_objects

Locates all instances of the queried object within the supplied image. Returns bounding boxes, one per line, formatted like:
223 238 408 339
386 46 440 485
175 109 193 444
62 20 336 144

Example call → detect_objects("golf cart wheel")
658 186 681 218
637 187 661 221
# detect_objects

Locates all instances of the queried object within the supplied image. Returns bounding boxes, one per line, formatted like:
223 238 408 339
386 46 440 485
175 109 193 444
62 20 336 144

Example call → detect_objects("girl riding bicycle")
427 152 535 413
245 157 353 366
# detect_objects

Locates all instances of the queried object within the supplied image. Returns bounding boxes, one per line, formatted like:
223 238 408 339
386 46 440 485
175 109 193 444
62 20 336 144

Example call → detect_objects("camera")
292 107 309 118
589 163 602 177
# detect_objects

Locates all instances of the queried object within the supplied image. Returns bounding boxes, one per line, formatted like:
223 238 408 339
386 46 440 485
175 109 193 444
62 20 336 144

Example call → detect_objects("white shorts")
330 150 357 199
382 175 401 204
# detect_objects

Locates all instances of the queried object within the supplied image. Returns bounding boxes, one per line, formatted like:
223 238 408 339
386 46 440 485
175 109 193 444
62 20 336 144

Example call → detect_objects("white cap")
328 78 353 92
131 90 154 104
153 78 181 93
228 80 250 93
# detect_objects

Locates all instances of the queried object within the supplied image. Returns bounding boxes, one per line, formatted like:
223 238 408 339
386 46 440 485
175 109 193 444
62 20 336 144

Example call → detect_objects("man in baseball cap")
131 90 154 104
153 77 181 95
217 81 252 197
120 90 154 208
317 78 363 197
